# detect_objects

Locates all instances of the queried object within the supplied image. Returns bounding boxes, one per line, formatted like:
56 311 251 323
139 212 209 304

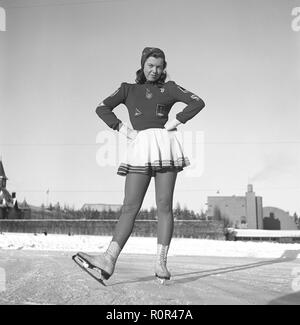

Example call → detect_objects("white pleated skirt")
117 128 190 177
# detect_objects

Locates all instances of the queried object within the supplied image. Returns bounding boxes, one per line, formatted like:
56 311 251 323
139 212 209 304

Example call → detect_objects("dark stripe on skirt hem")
117 166 188 177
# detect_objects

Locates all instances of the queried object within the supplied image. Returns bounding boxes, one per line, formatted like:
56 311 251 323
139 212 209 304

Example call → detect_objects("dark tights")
112 171 177 249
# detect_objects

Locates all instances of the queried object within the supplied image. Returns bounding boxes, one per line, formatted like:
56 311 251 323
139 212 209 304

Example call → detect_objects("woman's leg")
154 170 177 281
76 172 151 279
112 172 152 249
154 170 178 246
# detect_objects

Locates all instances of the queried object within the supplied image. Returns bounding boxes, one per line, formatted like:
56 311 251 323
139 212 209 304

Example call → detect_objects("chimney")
246 184 257 228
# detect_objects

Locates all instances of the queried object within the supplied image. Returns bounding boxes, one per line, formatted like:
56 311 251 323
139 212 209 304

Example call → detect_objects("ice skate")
73 252 114 280
73 241 121 281
155 244 171 285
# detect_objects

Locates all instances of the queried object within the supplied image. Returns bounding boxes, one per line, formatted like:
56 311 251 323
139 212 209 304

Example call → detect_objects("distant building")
0 159 14 209
263 207 297 230
206 184 297 230
81 203 122 212
0 159 29 219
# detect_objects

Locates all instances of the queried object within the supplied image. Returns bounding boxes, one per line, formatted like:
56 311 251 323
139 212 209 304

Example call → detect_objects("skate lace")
160 247 167 265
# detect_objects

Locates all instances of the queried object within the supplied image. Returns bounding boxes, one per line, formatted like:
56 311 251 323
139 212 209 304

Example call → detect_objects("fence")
0 219 226 239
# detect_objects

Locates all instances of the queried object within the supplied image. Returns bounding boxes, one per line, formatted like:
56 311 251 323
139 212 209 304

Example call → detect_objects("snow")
1 232 300 259
228 228 300 238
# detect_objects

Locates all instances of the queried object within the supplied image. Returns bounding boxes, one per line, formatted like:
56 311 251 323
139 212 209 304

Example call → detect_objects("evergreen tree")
55 202 61 211
182 205 189 220
173 202 181 220
149 207 156 220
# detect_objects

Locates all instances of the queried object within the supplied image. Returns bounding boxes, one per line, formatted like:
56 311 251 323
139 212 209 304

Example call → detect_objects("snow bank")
228 228 300 238
1 232 300 259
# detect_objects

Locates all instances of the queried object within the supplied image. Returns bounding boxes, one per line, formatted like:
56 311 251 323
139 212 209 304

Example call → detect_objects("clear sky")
0 0 300 214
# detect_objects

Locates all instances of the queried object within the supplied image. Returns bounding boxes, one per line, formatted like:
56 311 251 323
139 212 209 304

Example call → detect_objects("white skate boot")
74 241 121 280
155 244 171 284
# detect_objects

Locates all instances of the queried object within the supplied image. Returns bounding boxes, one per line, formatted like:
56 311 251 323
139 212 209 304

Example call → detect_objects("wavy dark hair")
135 52 167 84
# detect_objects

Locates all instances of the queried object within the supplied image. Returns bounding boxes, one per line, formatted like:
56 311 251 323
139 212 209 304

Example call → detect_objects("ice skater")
73 47 205 283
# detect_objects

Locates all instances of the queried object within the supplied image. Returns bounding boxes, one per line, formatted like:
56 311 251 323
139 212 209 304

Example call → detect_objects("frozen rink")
0 232 300 305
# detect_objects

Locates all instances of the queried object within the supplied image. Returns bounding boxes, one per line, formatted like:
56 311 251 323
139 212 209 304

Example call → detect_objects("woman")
74 47 205 283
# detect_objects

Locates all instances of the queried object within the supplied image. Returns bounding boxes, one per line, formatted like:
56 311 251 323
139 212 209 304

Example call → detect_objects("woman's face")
143 56 165 82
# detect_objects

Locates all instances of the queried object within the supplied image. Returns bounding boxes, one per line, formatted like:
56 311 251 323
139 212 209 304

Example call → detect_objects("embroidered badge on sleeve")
177 85 200 101
109 87 121 97
177 85 189 93
191 94 201 101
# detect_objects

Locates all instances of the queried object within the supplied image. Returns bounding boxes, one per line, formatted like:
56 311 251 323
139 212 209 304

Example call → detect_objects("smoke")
249 151 299 183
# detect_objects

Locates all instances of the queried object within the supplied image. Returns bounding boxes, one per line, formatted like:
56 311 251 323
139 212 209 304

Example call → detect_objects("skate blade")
157 278 167 285
73 254 110 279
75 255 89 268
155 274 170 285
72 254 107 286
